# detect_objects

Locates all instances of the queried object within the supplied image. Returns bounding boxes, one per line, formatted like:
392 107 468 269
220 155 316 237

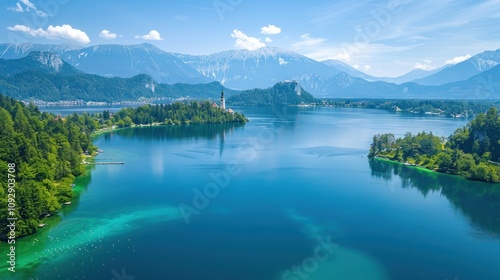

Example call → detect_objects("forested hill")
227 81 317 105
0 72 235 102
0 94 97 239
369 107 500 183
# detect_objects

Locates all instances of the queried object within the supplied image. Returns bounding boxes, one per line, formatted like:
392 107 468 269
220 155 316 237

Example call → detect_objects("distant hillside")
321 59 377 81
379 67 446 84
0 51 240 102
436 64 500 98
172 47 341 94
0 47 498 101
316 65 500 99
412 49 500 85
0 51 82 76
1 43 499 97
0 43 211 84
0 43 80 58
0 71 233 102
227 81 316 105
60 43 211 84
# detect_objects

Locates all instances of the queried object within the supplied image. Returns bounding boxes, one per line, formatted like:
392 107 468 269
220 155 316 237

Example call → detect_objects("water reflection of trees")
102 123 244 142
60 165 94 216
369 158 500 237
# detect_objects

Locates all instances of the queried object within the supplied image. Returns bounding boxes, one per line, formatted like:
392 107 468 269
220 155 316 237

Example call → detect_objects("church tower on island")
220 86 226 110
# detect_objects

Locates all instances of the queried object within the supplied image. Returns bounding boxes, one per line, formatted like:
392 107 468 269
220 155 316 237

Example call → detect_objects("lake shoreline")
90 122 164 137
371 156 495 184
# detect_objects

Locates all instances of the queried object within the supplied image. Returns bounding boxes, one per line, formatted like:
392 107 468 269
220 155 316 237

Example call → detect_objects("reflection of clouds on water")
151 146 165 175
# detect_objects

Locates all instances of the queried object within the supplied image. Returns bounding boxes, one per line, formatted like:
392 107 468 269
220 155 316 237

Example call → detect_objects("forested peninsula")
0 94 247 240
369 107 500 183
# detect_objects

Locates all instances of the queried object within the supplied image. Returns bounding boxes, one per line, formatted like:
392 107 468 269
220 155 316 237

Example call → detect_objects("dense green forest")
94 101 247 128
0 94 97 239
227 81 317 105
324 99 499 117
369 107 500 182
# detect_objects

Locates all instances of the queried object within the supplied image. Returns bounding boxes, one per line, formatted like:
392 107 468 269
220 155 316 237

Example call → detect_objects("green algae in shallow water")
0 206 181 277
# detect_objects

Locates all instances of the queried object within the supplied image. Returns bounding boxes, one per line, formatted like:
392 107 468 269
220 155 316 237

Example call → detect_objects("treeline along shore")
369 107 500 183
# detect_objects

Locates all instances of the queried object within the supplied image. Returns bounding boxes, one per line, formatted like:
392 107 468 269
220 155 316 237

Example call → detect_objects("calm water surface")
2 106 500 280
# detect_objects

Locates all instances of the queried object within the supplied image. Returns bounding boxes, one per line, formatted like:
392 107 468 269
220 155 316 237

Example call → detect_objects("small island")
369 107 500 183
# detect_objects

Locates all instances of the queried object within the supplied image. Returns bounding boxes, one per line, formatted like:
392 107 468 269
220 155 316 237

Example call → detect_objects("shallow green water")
2 107 500 279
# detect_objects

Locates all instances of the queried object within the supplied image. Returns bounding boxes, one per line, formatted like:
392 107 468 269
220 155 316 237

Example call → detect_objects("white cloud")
265 37 272 43
7 24 90 44
135 30 163 41
99 30 119 40
353 64 360 69
8 0 47 17
414 59 435 70
445 54 472 65
414 62 434 70
364 65 372 71
261 24 281 35
292 34 326 48
230 29 265 51
331 50 352 62
8 3 23 12
175 15 187 21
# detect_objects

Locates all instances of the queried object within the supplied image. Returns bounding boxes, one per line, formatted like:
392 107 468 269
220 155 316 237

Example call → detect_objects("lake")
2 106 500 280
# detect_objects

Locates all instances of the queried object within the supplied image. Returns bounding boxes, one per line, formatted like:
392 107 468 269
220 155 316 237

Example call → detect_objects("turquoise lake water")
2 106 500 279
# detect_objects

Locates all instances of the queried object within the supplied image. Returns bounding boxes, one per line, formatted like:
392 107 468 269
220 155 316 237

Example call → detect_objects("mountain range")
0 51 82 76
412 49 500 85
0 51 234 102
0 43 499 100
0 43 210 84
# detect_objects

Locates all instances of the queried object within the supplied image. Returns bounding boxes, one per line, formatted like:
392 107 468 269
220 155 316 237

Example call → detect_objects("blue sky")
1 0 500 77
